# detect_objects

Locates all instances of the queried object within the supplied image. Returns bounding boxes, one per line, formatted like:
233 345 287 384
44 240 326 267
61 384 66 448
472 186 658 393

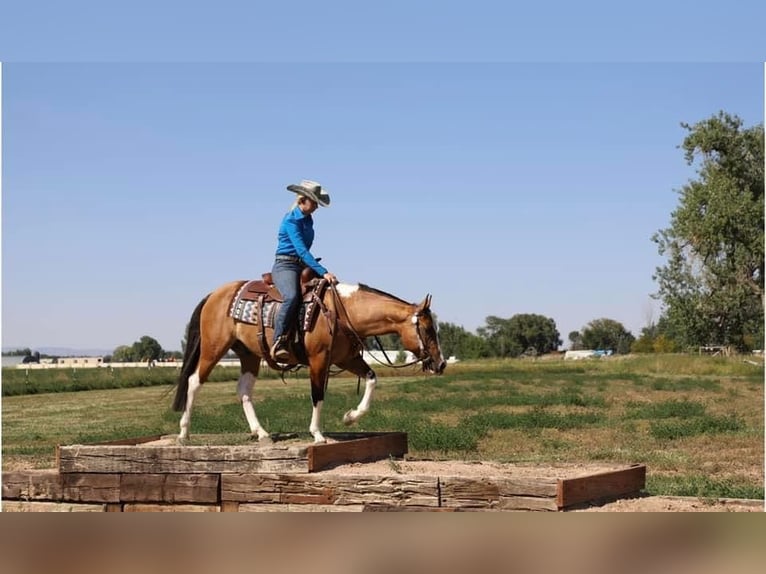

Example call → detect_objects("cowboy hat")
286 179 331 207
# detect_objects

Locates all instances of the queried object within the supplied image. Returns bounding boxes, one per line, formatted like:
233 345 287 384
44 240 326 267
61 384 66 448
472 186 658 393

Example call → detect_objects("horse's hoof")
343 410 356 426
176 436 188 446
256 434 273 445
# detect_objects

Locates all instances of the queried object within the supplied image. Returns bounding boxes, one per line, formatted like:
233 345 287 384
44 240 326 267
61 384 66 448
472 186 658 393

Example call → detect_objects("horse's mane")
357 283 411 305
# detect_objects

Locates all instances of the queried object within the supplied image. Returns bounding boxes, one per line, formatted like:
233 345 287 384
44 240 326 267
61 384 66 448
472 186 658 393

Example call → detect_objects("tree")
477 316 519 357
507 314 562 356
111 345 134 362
477 314 561 358
580 318 635 354
652 112 764 351
437 322 488 360
631 316 680 354
132 336 163 363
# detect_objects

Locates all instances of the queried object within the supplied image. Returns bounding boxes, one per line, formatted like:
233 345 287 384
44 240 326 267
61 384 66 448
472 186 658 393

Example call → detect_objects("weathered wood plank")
439 476 558 510
308 432 408 472
122 503 220 512
221 473 439 507
3 470 62 501
2 471 120 503
2 501 106 512
120 474 220 503
61 473 121 503
58 445 308 474
557 464 646 508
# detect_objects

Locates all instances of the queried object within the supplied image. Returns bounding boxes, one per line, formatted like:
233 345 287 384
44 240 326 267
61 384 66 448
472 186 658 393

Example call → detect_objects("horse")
173 278 447 444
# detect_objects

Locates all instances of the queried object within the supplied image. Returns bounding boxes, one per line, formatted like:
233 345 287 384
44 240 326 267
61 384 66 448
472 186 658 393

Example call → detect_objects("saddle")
229 268 332 370
239 266 320 304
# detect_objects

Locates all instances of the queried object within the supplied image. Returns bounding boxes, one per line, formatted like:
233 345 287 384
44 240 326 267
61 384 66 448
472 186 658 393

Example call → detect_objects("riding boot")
270 335 290 362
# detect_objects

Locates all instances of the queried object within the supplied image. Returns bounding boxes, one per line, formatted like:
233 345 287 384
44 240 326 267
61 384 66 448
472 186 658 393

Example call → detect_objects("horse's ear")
417 293 432 312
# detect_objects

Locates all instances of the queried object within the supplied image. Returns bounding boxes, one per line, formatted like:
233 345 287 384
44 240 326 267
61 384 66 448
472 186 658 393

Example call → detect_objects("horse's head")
401 294 446 375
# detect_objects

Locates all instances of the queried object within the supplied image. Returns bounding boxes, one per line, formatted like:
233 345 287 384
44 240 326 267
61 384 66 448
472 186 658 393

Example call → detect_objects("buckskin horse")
173 274 446 444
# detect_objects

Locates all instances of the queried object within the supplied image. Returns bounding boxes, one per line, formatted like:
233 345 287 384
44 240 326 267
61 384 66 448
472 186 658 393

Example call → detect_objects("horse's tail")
173 294 210 412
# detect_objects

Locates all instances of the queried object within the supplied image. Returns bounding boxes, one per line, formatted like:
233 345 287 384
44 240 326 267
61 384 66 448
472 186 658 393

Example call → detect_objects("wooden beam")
221 472 439 508
58 444 308 474
557 464 646 508
120 473 219 503
307 432 407 472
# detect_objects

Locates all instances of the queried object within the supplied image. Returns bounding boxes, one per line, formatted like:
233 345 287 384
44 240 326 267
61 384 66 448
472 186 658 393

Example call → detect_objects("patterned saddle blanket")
229 278 329 333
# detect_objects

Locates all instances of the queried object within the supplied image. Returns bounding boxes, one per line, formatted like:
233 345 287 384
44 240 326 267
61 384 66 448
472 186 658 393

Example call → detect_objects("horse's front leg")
336 357 377 426
343 369 377 426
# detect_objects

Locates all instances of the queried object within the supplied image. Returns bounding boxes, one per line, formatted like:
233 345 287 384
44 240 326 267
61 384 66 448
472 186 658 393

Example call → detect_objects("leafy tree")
477 314 561 358
580 318 635 354
132 336 163 363
631 317 680 354
652 112 764 351
507 314 562 356
477 316 520 357
437 322 488 360
111 345 134 362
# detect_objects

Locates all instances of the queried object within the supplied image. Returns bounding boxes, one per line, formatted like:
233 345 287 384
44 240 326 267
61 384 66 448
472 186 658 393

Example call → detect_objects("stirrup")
271 337 290 362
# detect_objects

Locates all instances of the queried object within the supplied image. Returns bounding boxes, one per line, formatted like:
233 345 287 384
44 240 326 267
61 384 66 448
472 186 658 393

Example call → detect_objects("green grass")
2 355 763 501
649 413 745 440
625 399 708 419
646 474 764 500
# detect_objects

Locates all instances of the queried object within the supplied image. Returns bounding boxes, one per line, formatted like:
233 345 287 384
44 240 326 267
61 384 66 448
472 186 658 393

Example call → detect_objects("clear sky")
1 1 765 353
2 62 762 352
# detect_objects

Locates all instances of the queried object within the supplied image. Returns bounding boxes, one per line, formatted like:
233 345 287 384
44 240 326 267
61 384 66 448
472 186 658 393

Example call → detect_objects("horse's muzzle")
422 358 447 375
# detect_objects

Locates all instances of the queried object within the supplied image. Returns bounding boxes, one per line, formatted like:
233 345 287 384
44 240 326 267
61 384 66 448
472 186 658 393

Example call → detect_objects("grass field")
2 355 763 499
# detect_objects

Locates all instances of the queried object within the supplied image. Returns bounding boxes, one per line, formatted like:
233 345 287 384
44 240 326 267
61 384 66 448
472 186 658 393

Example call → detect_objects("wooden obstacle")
2 432 646 512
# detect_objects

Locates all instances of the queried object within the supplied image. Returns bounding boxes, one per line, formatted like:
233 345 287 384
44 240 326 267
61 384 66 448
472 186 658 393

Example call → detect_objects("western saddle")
238 266 321 304
235 267 331 369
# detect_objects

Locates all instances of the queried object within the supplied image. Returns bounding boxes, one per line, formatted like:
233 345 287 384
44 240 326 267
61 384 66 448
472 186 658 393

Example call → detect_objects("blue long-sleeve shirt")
275 207 328 276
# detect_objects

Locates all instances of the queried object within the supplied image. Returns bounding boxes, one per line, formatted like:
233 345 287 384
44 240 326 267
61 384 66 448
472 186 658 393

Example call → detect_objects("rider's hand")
323 272 339 284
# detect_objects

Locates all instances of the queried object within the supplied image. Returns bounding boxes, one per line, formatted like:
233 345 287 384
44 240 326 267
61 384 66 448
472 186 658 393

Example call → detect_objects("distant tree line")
108 336 182 363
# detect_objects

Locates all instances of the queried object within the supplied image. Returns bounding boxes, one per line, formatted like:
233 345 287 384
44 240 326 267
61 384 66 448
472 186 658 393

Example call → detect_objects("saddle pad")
229 285 307 330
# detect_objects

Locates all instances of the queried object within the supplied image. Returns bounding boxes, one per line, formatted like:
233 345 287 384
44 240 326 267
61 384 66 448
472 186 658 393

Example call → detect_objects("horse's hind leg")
233 344 271 443
179 333 233 443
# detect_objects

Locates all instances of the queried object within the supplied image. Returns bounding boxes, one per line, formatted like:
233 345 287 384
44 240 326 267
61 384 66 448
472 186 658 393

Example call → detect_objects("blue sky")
2 62 762 352
1 1 765 62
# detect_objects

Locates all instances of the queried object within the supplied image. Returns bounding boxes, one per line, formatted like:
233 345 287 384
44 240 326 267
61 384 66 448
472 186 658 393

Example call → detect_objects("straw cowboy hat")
286 179 331 207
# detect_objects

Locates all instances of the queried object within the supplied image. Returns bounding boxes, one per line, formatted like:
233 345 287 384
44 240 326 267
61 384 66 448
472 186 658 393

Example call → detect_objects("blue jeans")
271 259 303 342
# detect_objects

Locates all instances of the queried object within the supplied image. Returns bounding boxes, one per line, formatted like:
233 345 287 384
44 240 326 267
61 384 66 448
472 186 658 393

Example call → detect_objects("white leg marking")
237 372 270 441
178 371 201 442
343 373 377 426
309 400 326 443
